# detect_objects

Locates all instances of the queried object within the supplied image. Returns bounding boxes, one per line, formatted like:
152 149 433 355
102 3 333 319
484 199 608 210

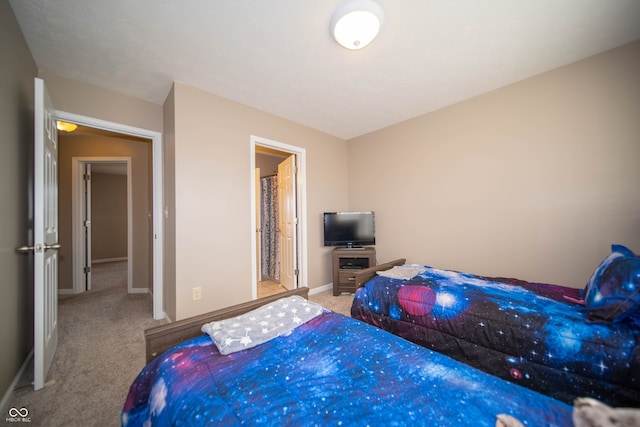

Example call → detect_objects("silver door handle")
16 243 61 254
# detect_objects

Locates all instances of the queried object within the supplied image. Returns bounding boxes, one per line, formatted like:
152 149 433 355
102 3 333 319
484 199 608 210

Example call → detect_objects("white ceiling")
9 0 640 140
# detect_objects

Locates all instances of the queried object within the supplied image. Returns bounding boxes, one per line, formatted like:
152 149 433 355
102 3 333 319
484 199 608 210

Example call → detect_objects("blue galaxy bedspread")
122 311 572 426
351 266 640 406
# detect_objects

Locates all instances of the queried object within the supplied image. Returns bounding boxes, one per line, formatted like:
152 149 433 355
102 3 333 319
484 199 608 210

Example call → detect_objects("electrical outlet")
192 287 202 301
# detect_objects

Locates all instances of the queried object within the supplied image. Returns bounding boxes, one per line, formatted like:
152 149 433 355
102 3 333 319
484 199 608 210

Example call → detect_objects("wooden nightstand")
332 247 376 296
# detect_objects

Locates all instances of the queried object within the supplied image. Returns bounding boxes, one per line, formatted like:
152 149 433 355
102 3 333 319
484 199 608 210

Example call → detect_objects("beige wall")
169 82 348 320
38 72 163 133
91 173 128 261
348 40 640 288
0 0 37 408
58 135 152 291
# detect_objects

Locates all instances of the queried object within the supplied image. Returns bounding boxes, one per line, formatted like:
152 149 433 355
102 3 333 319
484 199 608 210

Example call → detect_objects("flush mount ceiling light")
56 120 78 132
330 0 384 50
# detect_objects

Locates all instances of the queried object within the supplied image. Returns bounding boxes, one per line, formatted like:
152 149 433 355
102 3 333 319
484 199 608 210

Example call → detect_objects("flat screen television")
323 211 375 248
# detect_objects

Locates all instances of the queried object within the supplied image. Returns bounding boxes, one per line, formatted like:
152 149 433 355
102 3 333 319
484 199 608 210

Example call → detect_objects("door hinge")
84 266 91 274
294 269 299 276
83 174 91 181
84 220 91 227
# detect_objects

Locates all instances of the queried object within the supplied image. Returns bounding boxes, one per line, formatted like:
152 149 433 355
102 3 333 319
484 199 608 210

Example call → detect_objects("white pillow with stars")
201 296 325 355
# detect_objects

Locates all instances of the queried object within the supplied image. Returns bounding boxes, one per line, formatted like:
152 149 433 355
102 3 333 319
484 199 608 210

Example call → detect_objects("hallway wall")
58 134 152 292
92 172 128 261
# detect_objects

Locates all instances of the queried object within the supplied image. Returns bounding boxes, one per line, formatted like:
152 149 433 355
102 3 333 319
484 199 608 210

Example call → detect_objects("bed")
351 245 640 407
122 287 575 426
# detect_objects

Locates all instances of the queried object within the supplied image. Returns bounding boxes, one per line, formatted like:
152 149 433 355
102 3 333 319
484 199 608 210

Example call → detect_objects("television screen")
323 211 375 247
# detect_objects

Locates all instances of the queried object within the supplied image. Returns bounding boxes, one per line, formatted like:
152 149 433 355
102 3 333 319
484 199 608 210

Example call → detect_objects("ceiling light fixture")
330 0 384 50
56 121 78 132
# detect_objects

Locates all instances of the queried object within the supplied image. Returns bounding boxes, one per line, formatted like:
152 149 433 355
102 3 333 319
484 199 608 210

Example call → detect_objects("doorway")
56 111 164 320
255 150 286 297
72 158 131 293
250 136 307 300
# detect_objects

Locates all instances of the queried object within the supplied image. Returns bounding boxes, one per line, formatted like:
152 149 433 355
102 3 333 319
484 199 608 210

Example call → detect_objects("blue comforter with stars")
122 312 573 426
351 266 640 407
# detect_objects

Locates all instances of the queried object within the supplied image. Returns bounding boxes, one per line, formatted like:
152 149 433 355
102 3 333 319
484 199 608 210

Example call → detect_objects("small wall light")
56 121 78 132
330 0 384 50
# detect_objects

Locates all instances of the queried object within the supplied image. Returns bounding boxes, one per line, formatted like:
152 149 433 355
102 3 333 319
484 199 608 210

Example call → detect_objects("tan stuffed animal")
495 414 524 427
573 397 640 427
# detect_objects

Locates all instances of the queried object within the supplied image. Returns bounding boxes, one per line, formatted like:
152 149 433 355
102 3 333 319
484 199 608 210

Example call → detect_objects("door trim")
71 157 132 294
250 136 308 300
55 111 165 320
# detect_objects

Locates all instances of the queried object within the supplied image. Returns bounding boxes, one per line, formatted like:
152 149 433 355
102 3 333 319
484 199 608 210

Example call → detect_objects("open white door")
278 155 297 290
34 78 59 390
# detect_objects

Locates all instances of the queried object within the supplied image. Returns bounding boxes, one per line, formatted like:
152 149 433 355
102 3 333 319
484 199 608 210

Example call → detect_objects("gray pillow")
201 296 325 355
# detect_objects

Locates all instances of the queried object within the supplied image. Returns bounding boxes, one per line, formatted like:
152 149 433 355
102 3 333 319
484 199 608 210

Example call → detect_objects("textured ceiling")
9 0 640 139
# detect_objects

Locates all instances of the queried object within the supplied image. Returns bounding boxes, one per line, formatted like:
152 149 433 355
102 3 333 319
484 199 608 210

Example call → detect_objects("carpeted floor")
7 261 164 427
7 263 353 426
309 289 354 316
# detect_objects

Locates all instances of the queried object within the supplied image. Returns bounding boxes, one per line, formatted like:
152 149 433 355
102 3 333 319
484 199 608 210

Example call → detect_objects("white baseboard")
92 257 128 264
308 283 333 295
60 285 149 295
0 349 33 417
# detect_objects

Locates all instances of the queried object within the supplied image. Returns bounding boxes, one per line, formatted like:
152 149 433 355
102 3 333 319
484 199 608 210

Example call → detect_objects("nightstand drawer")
338 270 359 286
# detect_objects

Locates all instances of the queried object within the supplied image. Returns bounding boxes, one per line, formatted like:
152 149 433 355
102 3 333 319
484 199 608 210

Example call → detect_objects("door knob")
16 243 61 254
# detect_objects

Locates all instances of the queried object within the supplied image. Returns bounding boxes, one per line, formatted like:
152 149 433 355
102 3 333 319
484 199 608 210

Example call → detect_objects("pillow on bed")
377 265 426 280
201 296 325 355
583 244 640 324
